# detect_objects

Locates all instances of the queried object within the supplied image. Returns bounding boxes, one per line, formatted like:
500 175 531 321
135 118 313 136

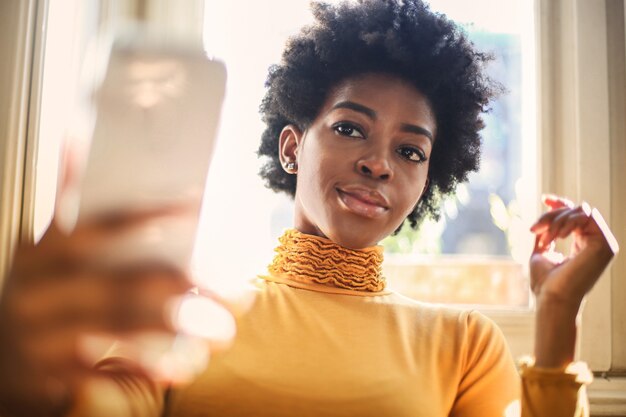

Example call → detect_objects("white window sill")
589 376 626 416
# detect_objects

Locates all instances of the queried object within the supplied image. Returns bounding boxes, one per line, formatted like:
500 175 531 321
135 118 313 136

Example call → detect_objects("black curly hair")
257 0 498 232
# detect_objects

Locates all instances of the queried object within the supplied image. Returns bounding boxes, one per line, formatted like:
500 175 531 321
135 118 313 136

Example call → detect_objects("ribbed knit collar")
266 229 386 293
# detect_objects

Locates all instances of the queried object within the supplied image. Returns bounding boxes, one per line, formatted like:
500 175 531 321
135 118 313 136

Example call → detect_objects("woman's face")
280 73 436 249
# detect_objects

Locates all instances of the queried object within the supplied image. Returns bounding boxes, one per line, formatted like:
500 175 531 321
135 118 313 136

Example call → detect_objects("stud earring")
285 162 297 172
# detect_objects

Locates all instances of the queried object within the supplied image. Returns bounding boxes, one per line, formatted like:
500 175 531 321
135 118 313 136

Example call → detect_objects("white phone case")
75 33 226 268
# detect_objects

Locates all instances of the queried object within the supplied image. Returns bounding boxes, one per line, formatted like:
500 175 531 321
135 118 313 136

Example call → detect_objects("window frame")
0 0 46 281
536 0 626 414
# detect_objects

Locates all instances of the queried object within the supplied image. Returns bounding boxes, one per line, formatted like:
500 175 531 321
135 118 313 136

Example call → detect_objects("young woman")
0 1 617 416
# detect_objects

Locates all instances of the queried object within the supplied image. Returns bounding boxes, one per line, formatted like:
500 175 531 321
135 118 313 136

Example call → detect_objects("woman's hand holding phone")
0 152 237 416
0 27 234 417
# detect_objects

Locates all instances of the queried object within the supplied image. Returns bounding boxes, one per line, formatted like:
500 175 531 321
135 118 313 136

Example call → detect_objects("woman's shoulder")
378 291 503 338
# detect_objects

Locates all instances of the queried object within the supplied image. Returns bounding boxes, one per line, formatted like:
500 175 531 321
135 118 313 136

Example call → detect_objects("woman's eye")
333 122 365 138
397 146 427 163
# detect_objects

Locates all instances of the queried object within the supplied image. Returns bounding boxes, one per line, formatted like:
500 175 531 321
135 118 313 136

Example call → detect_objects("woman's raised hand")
530 195 618 306
529 195 619 367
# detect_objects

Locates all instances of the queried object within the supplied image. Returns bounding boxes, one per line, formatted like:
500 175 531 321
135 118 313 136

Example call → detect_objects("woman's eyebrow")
331 101 377 119
401 123 434 143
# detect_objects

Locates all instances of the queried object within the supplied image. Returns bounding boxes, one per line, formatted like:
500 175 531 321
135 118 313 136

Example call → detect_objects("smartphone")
71 31 226 269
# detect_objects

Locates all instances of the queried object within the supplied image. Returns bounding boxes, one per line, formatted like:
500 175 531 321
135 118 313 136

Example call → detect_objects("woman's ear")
278 125 303 174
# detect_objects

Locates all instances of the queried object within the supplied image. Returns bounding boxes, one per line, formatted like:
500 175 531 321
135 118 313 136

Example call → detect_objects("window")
197 1 541 365
0 0 45 277
12 0 540 309
379 0 537 308
196 0 538 311
536 0 626 413
29 0 96 242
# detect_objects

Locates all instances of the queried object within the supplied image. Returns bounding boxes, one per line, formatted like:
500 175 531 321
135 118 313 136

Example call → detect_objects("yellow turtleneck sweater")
88 229 591 417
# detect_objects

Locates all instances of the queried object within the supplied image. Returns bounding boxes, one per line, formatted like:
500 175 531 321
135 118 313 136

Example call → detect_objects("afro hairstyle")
257 0 498 231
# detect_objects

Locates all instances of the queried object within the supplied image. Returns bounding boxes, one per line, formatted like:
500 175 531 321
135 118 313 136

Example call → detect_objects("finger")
531 203 592 248
43 200 197 248
19 328 93 371
530 207 570 233
80 202 197 235
529 250 557 292
14 203 198 284
532 230 557 254
8 221 82 281
47 203 196 251
9 265 177 322
555 212 592 239
541 205 591 245
71 205 199 265
9 245 80 284
14 224 189 283
78 272 188 333
10 266 191 334
542 194 575 210
530 195 579 233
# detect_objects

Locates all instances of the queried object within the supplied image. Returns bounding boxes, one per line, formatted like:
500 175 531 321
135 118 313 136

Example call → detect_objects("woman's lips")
337 189 388 218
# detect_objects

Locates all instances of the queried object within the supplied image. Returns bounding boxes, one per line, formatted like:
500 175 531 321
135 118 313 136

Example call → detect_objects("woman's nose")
356 155 393 181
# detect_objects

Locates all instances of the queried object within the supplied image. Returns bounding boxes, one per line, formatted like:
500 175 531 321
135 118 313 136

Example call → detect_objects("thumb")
529 235 564 293
529 252 555 284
